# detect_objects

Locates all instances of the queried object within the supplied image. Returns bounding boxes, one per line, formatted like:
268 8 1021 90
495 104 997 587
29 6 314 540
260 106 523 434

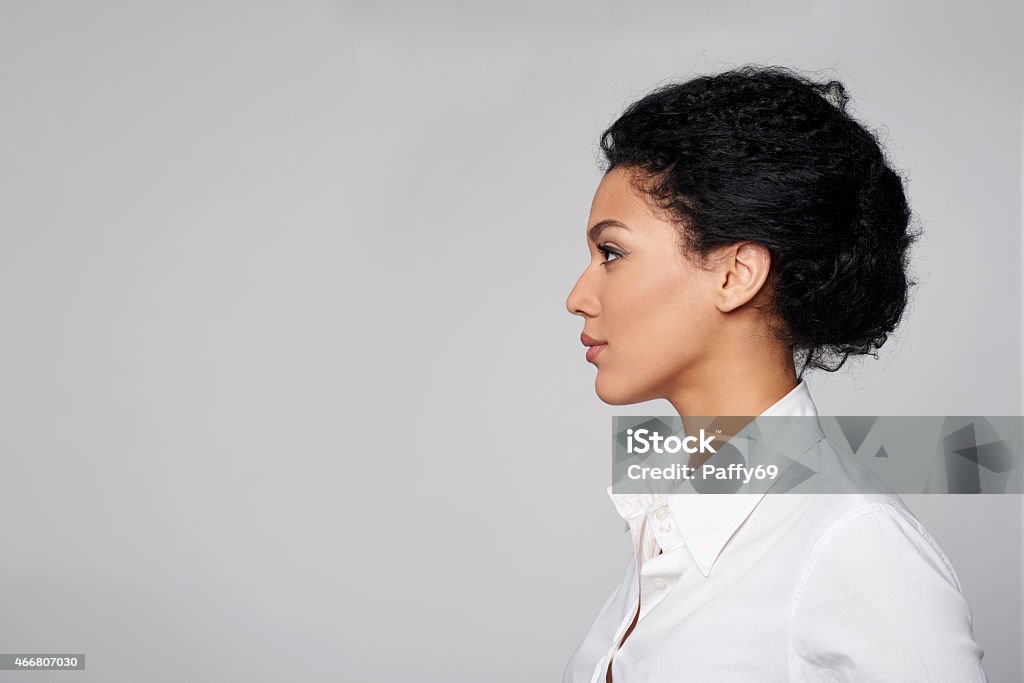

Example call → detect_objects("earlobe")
715 288 748 314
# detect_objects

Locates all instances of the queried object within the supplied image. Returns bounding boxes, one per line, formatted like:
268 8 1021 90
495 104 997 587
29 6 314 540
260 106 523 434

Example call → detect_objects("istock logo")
626 428 717 455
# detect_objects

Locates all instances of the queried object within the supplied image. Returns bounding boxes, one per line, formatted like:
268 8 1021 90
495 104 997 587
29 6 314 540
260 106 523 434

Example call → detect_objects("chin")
594 374 649 406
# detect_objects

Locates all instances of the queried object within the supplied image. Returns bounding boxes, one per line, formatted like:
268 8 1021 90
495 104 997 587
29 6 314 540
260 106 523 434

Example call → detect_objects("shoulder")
796 498 963 599
785 433 960 589
786 497 986 681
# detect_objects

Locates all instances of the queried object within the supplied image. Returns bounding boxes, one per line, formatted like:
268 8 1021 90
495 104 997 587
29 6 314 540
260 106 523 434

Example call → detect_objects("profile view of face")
566 166 726 405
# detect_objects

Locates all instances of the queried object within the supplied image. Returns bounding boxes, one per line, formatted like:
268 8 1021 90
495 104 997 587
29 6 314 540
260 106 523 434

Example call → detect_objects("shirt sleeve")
788 503 988 682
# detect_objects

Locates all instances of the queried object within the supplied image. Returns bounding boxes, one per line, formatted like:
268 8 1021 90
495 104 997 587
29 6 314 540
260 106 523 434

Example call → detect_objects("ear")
713 242 772 314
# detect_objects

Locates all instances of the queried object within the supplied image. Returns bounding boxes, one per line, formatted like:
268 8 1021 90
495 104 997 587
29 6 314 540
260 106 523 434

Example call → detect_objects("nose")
566 268 599 318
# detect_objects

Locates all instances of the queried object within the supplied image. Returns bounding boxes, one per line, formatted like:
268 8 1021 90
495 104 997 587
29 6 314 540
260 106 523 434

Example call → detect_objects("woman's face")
566 167 728 405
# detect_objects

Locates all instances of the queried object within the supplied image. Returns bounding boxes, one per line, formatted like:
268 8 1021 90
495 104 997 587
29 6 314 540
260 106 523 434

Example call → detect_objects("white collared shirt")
563 380 988 682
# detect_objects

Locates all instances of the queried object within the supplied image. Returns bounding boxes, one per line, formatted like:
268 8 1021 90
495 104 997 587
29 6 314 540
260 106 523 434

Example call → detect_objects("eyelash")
598 244 624 266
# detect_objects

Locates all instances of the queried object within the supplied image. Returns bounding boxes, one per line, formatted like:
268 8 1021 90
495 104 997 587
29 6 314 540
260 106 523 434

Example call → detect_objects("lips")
581 332 607 363
585 343 606 363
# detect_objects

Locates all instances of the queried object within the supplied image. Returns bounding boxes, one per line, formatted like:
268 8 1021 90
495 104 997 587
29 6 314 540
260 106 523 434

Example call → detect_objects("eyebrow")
588 219 631 243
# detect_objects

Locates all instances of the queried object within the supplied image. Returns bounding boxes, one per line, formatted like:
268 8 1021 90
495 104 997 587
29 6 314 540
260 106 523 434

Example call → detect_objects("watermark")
0 654 85 670
626 427 717 455
611 415 1024 495
625 462 779 482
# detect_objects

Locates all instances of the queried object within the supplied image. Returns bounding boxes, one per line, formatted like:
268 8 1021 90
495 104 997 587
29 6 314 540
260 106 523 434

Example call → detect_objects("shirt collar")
606 379 825 577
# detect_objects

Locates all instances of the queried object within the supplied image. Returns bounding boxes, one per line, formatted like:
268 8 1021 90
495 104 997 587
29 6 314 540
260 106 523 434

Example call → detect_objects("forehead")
588 167 674 241
589 167 647 218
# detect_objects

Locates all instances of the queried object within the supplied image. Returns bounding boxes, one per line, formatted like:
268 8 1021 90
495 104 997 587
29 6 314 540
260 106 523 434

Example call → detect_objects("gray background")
0 1 1020 681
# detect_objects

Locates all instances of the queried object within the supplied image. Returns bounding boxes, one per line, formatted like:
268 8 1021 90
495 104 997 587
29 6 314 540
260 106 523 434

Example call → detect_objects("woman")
563 65 987 682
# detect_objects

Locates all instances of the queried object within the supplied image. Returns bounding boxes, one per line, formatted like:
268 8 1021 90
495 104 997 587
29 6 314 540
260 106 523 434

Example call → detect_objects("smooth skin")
566 166 799 419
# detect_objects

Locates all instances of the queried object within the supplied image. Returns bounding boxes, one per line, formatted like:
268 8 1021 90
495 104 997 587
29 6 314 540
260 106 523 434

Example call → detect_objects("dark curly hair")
599 65 920 377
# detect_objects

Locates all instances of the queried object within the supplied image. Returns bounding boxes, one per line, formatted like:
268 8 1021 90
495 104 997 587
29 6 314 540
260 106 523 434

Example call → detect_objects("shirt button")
658 522 672 533
655 506 670 521
651 578 668 590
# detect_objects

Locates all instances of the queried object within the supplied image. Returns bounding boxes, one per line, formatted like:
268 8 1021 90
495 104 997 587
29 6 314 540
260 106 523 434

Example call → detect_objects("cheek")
616 269 704 345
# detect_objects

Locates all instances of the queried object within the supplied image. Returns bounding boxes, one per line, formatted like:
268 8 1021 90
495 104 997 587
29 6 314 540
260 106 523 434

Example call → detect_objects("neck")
663 335 799 468
666 339 798 418
668 370 798 418
667 343 798 464
671 358 798 471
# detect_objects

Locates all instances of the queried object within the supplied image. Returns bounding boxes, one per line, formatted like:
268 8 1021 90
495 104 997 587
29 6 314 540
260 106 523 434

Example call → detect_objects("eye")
598 244 624 266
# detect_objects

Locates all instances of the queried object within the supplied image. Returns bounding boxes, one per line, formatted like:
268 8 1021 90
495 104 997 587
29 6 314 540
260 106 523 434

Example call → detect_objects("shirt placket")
597 501 685 681
637 503 684 620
